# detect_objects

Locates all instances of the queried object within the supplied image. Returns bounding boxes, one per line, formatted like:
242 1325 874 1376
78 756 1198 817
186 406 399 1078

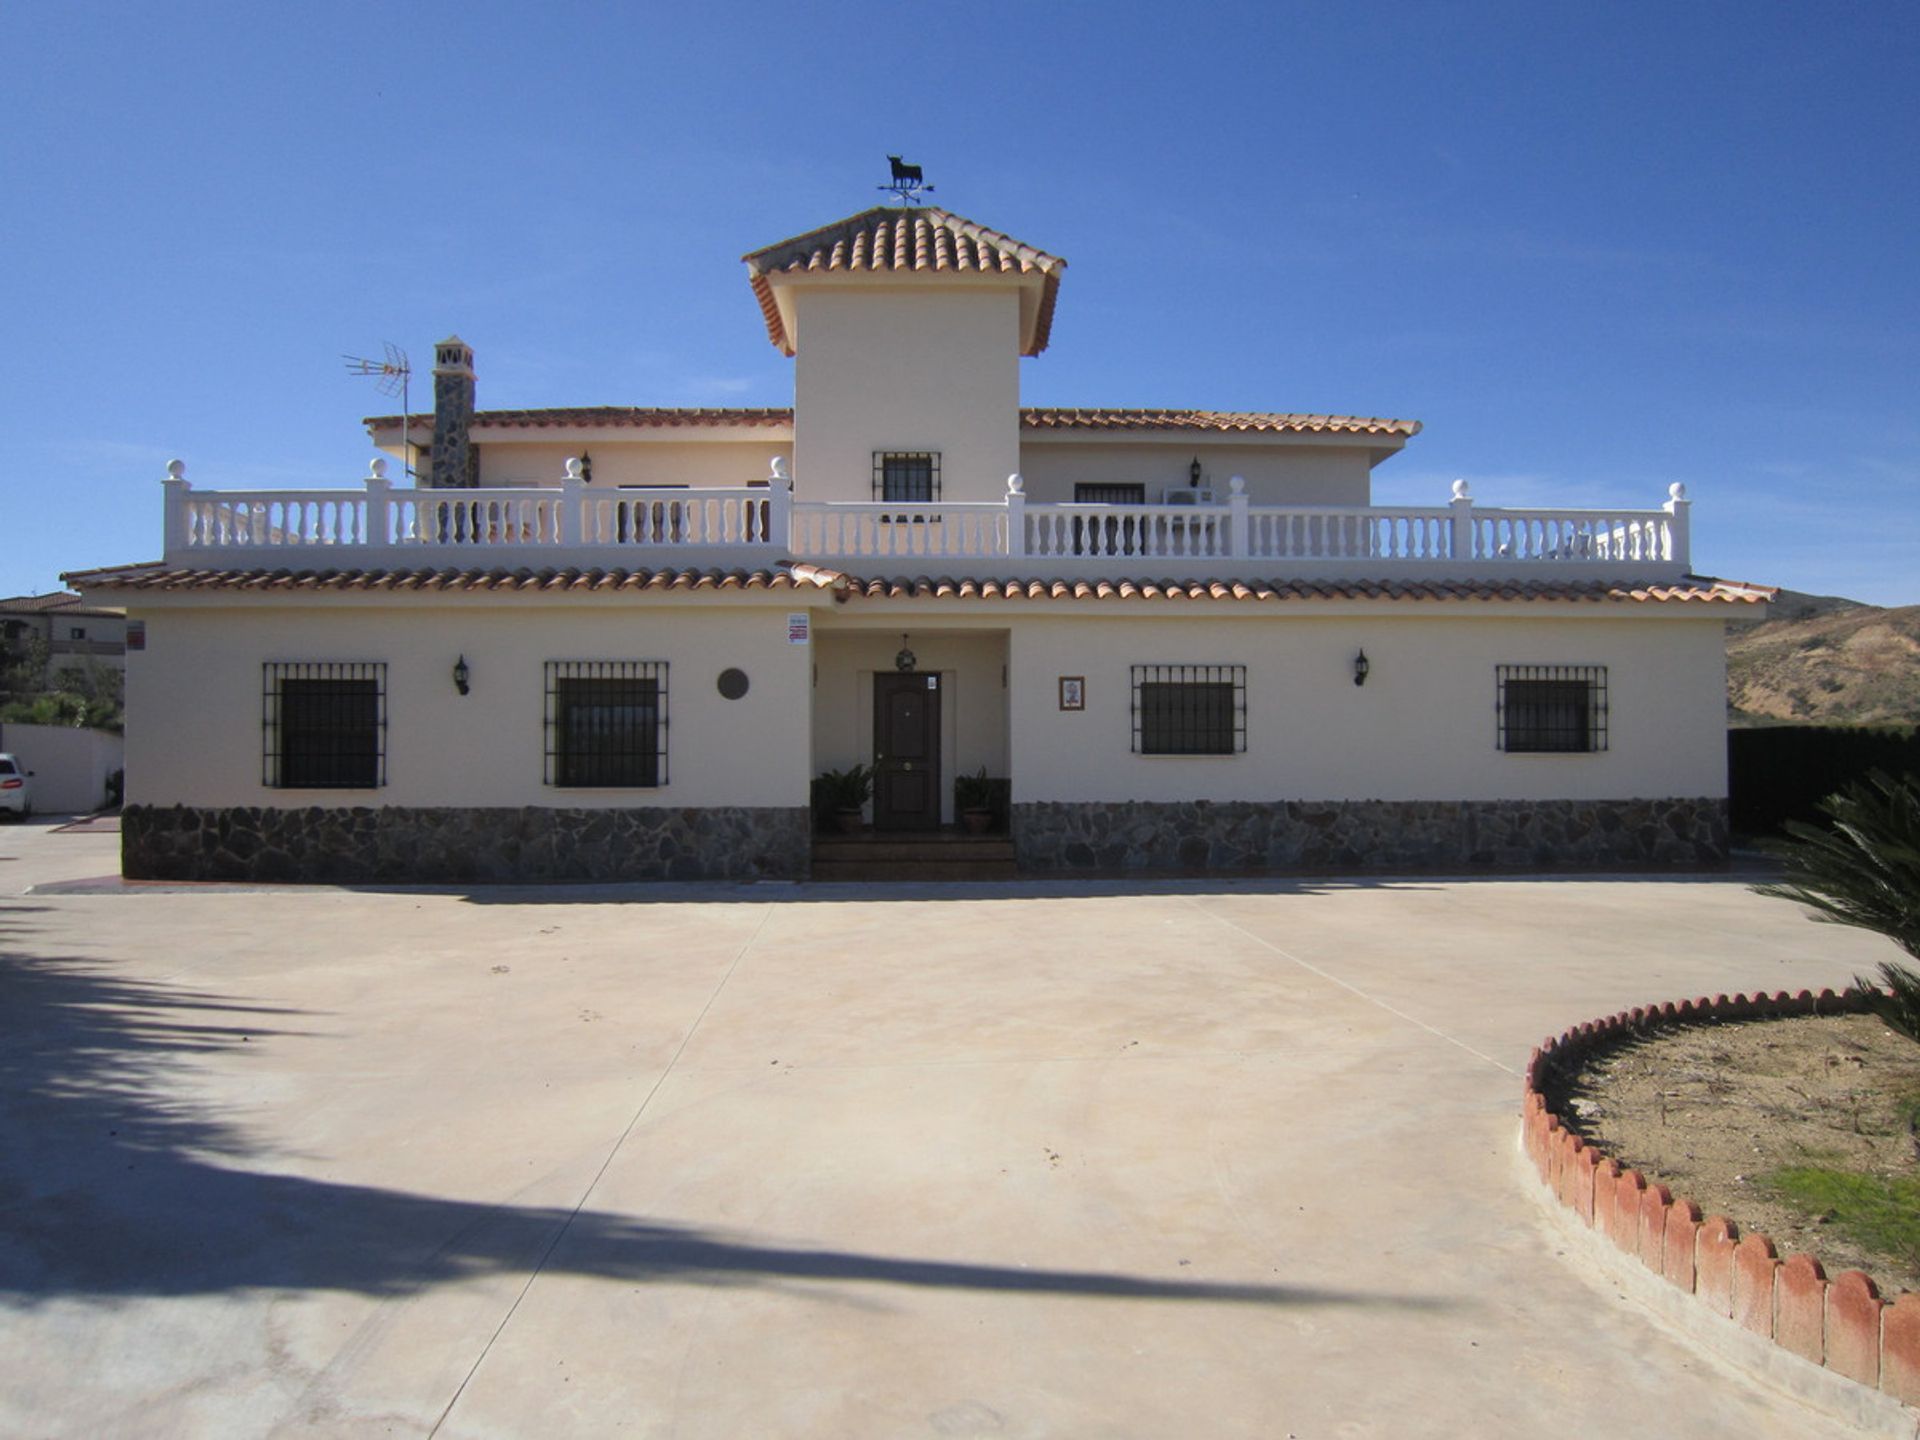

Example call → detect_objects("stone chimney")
430 336 477 489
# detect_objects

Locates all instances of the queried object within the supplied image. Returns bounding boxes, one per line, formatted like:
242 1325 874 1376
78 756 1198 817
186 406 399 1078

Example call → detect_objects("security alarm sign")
786 613 810 645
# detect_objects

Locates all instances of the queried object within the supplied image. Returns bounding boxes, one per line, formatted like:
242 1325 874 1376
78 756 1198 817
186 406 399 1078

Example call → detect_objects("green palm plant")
1755 769 1920 1037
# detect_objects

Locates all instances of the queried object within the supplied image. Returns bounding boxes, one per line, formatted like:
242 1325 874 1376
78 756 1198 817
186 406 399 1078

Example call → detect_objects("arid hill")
1726 590 1920 728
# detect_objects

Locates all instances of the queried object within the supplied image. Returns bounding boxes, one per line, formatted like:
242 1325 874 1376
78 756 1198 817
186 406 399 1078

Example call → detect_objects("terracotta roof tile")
60 563 838 595
363 406 1416 437
0 590 121 615
835 575 1770 605
65 563 1768 609
364 407 793 433
742 207 1065 356
1021 409 1421 437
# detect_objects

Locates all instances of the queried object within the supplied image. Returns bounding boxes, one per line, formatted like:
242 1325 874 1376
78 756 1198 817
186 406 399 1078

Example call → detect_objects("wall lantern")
1189 456 1203 488
1353 649 1370 687
895 633 917 673
453 655 471 696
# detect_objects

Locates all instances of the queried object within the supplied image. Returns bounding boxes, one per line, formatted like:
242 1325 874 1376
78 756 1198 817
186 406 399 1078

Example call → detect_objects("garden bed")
1547 1010 1920 1297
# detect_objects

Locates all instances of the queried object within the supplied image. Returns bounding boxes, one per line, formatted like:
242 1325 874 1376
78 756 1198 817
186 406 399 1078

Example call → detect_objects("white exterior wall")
125 598 812 809
792 284 1022 503
1007 609 1729 804
1014 440 1377 507
810 627 1009 824
0 723 123 814
475 438 791 490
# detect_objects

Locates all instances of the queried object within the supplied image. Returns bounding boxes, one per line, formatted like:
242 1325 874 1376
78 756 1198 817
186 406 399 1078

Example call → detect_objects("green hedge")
1728 725 1920 835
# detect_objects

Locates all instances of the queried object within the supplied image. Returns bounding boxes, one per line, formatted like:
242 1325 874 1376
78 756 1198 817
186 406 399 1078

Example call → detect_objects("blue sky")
5 2 1915 604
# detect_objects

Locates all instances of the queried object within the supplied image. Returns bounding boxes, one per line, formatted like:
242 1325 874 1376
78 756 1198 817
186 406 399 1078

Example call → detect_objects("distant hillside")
1727 594 1920 728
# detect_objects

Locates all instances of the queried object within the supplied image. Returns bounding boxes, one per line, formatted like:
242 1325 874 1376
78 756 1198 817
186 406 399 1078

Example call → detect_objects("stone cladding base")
121 804 811 883
1012 796 1728 873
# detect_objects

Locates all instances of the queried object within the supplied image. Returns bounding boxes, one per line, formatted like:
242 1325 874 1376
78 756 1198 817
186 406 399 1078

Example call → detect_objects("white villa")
68 203 1765 882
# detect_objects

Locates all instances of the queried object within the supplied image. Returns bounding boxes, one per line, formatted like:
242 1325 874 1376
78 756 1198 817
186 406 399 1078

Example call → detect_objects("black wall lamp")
453 655 471 696
1353 649 1370 687
1189 456 1203 488
895 633 917 673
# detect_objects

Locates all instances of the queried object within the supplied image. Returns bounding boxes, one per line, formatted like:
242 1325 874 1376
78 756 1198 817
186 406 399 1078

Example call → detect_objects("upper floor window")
1497 665 1608 753
1073 483 1146 504
1131 664 1246 755
545 660 668 788
263 662 386 788
874 452 939 503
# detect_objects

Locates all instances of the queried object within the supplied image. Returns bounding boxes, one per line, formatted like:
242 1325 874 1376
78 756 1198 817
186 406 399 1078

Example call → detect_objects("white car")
0 753 34 819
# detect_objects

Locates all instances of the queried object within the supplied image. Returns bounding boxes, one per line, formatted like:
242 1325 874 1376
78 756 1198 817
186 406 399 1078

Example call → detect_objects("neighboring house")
0 593 128 690
66 203 1767 882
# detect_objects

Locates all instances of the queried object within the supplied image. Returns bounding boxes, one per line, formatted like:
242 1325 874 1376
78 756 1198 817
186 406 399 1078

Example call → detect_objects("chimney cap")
434 336 475 375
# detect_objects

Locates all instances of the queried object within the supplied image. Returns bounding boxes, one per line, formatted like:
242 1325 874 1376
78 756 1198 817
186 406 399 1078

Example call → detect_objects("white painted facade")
71 201 1758 877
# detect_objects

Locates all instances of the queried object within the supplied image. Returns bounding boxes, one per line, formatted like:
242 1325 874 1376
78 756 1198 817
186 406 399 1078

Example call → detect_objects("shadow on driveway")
0 904 1450 1316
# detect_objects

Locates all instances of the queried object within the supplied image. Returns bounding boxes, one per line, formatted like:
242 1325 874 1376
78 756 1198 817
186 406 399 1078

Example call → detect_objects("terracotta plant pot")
834 808 864 834
961 808 992 835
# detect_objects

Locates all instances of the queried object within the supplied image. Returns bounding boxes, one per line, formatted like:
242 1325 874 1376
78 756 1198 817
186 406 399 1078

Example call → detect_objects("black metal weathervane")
880 156 933 206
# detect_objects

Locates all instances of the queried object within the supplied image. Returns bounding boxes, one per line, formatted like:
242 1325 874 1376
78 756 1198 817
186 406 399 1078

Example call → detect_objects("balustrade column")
162 460 190 556
1005 474 1026 557
1663 482 1691 567
363 459 392 546
1449 479 1474 560
1226 475 1248 557
562 458 587 545
767 473 792 548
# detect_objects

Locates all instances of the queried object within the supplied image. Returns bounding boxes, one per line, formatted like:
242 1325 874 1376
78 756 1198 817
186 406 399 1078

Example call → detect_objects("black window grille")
874 452 939 502
1498 665 1608 753
1073 483 1146 504
1132 664 1246 755
263 662 386 788
546 660 667 787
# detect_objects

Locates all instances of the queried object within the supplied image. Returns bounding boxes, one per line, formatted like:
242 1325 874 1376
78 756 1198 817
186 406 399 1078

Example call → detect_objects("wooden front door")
873 672 941 831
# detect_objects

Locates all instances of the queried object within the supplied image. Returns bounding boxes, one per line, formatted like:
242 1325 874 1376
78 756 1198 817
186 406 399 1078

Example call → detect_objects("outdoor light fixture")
1353 649 1370 687
895 633 917 673
453 655 471 695
1189 456 1203 488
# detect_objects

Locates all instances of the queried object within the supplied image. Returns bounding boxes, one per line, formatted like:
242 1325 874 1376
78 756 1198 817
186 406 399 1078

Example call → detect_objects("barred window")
263 662 386 788
546 661 667 787
874 452 939 503
1132 664 1246 755
1073 483 1146 504
1498 665 1608 753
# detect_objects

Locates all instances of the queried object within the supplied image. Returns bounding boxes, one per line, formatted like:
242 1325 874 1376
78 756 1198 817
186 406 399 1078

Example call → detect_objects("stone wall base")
121 804 812 883
1012 797 1729 874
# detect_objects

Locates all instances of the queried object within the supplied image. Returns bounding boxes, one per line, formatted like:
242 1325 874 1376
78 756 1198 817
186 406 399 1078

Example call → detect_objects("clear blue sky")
5 2 1915 604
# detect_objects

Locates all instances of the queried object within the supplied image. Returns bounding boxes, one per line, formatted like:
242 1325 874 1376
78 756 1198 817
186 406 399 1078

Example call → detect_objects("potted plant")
814 764 873 834
955 765 995 834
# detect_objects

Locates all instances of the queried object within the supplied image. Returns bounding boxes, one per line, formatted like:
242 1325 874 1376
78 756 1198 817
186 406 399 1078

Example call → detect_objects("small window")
1073 483 1146 504
69 627 86 640
546 661 667 787
1498 665 1608 752
1132 664 1246 755
263 663 386 788
874 452 939 503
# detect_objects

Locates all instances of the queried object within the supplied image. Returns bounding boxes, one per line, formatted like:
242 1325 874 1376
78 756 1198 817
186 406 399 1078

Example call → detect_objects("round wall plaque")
716 667 750 699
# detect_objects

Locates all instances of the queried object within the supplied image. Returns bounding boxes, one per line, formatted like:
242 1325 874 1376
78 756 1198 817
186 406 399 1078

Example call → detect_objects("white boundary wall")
0 723 123 814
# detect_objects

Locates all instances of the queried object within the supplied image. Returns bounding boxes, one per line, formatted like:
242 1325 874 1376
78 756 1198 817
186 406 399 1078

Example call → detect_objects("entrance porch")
809 625 1010 834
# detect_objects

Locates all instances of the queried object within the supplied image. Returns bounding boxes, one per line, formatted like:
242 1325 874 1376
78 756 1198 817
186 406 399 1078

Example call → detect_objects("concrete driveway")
0 819 1905 1438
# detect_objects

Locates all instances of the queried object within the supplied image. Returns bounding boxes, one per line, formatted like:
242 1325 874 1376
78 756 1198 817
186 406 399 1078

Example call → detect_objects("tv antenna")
343 342 415 479
879 155 934 206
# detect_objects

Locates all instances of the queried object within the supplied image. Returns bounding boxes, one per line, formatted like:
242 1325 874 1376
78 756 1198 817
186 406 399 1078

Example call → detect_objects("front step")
811 830 1018 882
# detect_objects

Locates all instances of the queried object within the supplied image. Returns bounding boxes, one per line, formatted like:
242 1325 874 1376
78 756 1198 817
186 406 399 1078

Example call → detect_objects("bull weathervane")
879 155 934 205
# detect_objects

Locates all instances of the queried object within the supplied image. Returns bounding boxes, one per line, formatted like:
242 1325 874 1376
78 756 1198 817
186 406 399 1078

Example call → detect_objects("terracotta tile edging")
1520 986 1920 1418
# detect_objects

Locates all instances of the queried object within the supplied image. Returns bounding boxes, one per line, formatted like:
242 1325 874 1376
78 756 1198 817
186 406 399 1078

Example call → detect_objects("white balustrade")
156 460 1690 578
789 502 1008 559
